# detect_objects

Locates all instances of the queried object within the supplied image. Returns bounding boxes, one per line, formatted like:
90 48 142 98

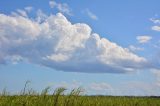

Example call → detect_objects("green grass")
0 82 160 106
1 95 160 106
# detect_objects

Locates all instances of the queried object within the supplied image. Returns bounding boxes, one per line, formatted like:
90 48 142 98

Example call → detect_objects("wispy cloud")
49 1 72 16
49 1 56 8
24 6 33 13
150 17 160 31
54 81 82 89
151 26 160 31
153 40 160 49
128 45 144 52
122 81 160 96
51 80 160 96
150 18 160 24
85 9 98 20
151 69 160 87
89 82 112 91
11 9 28 17
11 7 33 17
0 11 156 73
136 36 152 44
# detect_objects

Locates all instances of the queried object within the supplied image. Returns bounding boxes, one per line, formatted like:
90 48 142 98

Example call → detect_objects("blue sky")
0 0 160 96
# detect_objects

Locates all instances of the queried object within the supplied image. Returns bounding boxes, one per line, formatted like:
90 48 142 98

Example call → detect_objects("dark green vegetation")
0 82 160 106
1 95 160 106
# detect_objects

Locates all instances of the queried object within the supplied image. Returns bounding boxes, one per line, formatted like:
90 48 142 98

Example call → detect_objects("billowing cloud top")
0 12 148 73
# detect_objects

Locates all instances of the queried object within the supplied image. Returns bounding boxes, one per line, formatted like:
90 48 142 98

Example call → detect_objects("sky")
0 0 160 96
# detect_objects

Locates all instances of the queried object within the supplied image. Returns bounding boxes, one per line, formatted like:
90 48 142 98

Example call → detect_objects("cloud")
153 40 160 49
151 26 160 31
152 68 160 74
150 17 160 32
0 12 153 73
11 9 28 17
85 9 98 20
49 1 72 16
89 82 112 91
122 81 160 96
136 36 152 44
11 7 33 18
49 1 56 8
128 45 144 52
36 9 48 23
151 69 160 87
150 18 160 24
24 6 33 13
56 81 82 89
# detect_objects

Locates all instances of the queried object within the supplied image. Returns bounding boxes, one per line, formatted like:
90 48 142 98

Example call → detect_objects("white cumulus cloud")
0 12 150 73
151 26 160 31
49 1 72 16
136 36 152 44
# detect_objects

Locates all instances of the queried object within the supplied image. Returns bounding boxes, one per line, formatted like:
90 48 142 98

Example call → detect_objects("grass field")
0 84 160 106
1 95 160 106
